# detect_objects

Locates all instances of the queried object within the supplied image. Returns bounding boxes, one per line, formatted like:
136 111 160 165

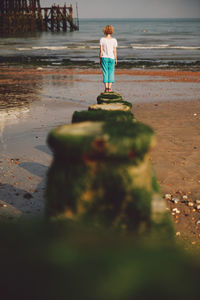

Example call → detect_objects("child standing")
99 25 118 92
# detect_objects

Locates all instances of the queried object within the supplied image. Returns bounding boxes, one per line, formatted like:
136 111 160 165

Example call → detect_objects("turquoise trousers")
101 57 115 83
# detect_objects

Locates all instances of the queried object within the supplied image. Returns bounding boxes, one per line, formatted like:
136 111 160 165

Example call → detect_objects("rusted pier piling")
0 0 79 34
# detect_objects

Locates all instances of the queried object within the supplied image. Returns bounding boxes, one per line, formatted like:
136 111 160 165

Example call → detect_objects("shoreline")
0 57 200 71
0 66 200 81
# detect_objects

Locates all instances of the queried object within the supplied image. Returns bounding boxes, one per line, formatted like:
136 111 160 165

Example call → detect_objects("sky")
40 0 200 18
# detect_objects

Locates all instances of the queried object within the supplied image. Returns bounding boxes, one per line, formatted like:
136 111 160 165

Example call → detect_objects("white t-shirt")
100 37 118 59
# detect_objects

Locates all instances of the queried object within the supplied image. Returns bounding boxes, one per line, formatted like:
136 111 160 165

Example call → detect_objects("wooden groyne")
0 0 79 34
46 91 170 233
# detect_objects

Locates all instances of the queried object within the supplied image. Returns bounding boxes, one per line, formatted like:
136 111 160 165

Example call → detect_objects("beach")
0 66 200 248
135 99 200 247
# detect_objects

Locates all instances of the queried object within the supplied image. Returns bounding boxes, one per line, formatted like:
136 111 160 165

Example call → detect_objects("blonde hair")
103 25 114 35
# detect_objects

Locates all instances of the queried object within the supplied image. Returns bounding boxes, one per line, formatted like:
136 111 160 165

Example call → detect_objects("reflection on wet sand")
0 69 43 109
0 68 77 110
0 68 83 150
0 69 43 148
0 107 30 148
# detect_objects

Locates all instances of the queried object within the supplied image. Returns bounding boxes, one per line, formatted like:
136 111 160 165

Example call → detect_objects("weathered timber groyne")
46 91 172 233
0 0 79 34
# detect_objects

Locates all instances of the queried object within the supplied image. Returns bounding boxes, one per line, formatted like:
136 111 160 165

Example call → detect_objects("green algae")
152 175 161 193
97 91 123 100
103 120 154 162
46 158 153 231
97 98 133 108
72 110 134 123
47 120 154 163
46 160 89 217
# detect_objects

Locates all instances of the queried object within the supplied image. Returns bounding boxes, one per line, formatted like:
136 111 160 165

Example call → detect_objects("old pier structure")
0 0 79 34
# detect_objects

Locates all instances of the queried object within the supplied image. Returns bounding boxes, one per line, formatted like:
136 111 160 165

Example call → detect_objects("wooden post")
44 8 48 31
69 4 73 32
76 2 79 29
50 6 54 32
56 6 60 32
62 5 67 32
37 6 43 31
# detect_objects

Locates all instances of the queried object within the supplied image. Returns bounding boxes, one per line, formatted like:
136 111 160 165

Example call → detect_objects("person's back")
100 37 117 60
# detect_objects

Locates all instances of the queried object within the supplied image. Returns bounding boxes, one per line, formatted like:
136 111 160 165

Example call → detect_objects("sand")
0 66 200 247
134 100 200 248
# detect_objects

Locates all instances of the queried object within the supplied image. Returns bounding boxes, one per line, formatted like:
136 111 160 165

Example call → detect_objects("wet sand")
0 66 200 247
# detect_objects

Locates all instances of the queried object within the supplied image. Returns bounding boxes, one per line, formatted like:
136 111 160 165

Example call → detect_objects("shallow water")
0 18 200 69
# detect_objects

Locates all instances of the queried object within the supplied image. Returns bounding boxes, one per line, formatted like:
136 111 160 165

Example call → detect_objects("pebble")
182 195 188 200
196 220 200 225
188 202 194 207
196 200 200 204
172 197 179 204
197 205 200 210
165 194 172 200
176 232 181 236
172 208 180 214
176 191 182 195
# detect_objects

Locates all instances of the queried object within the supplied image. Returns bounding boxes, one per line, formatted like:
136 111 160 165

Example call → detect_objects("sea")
0 18 200 69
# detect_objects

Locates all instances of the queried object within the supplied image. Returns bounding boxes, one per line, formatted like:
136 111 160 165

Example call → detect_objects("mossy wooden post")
97 91 123 103
96 91 133 109
72 110 134 123
46 120 160 232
